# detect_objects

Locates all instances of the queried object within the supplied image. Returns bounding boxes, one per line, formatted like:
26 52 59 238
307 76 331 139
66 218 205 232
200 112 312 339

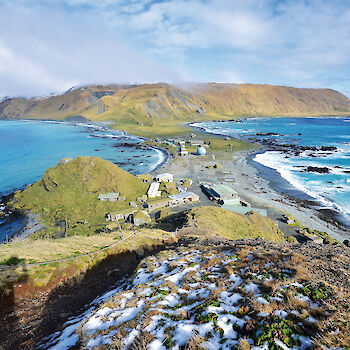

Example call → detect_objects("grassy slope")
0 229 172 293
188 206 285 242
10 156 148 237
190 83 350 116
0 89 93 120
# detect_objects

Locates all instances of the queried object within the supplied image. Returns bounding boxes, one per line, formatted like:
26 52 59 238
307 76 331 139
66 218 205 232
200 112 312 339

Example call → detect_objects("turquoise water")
0 120 163 197
192 117 350 225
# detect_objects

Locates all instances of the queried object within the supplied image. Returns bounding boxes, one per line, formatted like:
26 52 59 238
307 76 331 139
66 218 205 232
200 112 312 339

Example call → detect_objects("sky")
1 0 350 97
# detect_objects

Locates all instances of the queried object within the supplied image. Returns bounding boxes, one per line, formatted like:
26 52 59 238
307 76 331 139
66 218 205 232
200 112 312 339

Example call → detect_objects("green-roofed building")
146 198 172 212
209 184 238 200
221 205 267 217
98 192 119 201
132 210 151 226
221 197 241 206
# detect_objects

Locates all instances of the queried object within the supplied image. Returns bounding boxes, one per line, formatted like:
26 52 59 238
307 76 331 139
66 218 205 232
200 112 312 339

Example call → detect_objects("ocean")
192 117 350 226
0 120 163 197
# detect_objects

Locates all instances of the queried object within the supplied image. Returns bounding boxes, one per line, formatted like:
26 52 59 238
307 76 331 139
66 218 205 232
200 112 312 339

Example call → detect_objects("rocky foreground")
44 236 350 350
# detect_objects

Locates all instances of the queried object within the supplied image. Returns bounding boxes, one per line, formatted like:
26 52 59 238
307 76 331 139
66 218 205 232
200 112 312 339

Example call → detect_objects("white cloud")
0 0 350 96
100 0 350 90
0 41 78 97
0 1 181 96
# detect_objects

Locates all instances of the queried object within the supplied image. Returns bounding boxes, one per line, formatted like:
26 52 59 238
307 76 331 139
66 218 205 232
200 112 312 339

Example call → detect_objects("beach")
155 147 350 243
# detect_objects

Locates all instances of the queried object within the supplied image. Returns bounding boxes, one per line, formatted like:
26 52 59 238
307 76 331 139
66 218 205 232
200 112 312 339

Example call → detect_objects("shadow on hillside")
0 256 29 350
2 242 176 349
153 211 189 232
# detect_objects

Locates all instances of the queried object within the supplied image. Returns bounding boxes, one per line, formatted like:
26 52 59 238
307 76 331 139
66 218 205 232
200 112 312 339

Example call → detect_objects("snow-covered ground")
40 245 331 349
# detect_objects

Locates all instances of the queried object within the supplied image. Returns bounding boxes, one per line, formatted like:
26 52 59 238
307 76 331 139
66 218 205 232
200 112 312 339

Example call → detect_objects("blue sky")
1 0 350 97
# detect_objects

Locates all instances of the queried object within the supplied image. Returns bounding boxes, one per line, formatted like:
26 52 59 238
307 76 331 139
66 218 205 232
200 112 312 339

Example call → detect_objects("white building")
147 182 161 198
169 192 200 206
156 173 174 183
179 150 188 156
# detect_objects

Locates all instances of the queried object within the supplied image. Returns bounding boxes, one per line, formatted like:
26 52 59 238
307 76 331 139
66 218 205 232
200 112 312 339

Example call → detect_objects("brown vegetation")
1 83 350 125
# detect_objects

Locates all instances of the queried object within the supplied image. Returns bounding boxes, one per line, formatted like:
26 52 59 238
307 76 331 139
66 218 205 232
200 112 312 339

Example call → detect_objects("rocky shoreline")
190 121 350 238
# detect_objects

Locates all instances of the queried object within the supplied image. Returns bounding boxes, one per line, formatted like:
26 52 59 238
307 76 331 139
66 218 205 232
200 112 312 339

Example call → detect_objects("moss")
255 316 304 349
297 282 332 302
308 229 338 245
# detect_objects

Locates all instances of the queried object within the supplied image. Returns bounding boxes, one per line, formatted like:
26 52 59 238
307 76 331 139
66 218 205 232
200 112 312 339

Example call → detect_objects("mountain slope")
0 85 134 120
1 83 350 123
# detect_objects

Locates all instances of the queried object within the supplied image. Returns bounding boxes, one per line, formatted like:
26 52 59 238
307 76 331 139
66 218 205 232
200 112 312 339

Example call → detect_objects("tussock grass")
115 121 190 138
238 338 251 350
187 206 285 242
1 233 120 264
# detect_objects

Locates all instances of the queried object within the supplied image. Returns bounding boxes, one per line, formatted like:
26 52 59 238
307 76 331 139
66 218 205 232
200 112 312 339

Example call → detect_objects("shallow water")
192 117 350 226
0 120 163 197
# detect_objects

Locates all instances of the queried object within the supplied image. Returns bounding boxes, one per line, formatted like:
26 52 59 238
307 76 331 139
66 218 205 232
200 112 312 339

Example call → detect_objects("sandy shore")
155 148 350 243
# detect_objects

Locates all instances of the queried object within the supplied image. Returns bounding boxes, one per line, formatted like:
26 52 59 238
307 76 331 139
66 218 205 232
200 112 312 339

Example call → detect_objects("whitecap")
253 151 350 216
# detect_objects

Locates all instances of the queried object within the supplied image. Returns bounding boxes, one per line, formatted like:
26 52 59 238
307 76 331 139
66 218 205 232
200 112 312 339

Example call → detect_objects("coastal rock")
256 132 283 136
300 146 318 151
320 145 337 151
305 166 330 174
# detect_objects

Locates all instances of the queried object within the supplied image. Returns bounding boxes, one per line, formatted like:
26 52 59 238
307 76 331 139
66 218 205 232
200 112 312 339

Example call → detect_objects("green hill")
9 156 148 237
186 206 284 242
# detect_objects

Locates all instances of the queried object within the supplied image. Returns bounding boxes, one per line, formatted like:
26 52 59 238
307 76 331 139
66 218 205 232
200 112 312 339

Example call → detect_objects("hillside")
41 237 350 349
184 206 284 242
1 83 350 127
9 156 148 237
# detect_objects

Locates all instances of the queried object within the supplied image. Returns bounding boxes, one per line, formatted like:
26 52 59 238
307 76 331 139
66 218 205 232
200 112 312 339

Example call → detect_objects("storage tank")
197 146 207 155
